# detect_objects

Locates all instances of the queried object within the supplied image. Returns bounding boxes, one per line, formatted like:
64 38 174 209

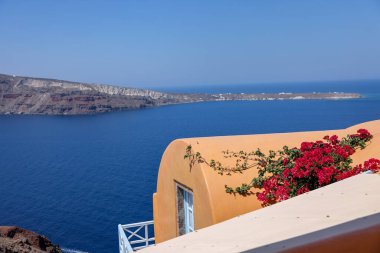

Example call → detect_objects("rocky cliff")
0 73 178 114
0 73 361 115
0 226 61 253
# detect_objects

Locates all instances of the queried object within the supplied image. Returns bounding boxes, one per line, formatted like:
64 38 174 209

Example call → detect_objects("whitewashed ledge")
140 174 380 253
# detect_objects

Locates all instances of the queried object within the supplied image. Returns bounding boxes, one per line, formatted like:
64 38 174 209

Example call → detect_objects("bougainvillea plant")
184 129 380 206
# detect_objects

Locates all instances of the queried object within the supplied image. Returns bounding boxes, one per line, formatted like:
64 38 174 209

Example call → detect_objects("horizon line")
1 71 380 90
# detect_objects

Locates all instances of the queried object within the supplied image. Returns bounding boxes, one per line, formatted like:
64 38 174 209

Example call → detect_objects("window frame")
175 182 194 236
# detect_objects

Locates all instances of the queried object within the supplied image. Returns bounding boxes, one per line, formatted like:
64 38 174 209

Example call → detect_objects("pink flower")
252 129 374 205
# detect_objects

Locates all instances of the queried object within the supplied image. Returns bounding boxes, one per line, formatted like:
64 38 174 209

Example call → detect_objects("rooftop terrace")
140 173 380 253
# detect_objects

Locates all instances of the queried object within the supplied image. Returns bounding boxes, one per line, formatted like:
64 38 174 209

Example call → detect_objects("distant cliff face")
0 73 361 115
16 75 170 99
0 226 61 253
0 74 180 115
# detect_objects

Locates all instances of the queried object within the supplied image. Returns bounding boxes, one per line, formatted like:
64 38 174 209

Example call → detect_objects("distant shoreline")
0 73 361 115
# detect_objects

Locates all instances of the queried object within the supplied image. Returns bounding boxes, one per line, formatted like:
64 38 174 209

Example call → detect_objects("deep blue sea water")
0 81 379 252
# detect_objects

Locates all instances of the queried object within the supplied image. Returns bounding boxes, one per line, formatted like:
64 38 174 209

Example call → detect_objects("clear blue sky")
0 0 379 87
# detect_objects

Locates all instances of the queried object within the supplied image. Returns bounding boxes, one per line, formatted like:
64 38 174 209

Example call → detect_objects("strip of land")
0 73 361 115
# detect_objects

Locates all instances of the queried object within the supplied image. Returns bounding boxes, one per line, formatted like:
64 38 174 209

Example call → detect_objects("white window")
176 184 194 235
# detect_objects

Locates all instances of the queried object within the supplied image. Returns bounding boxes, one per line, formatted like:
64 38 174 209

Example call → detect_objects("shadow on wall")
242 212 380 253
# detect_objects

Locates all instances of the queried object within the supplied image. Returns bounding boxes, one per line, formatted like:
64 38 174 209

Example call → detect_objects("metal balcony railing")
118 221 155 253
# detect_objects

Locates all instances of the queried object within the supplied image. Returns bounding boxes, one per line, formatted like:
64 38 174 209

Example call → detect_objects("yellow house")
119 119 380 252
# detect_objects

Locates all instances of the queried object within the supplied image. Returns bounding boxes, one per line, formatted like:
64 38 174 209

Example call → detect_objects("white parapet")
139 174 380 253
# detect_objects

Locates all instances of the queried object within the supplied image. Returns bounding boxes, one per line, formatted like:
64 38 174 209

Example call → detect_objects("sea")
0 80 379 252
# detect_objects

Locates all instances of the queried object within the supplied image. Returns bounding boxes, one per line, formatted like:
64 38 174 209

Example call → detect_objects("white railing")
118 221 155 253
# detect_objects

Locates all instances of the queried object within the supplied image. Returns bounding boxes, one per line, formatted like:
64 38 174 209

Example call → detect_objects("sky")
0 0 379 88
